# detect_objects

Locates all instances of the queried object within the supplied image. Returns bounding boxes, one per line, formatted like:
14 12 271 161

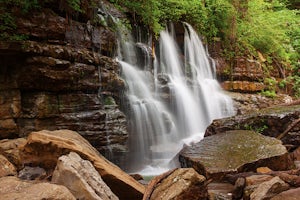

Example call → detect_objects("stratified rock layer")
0 5 128 164
21 129 145 200
179 130 290 180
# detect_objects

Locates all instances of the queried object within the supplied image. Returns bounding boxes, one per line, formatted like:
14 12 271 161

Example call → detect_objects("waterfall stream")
117 23 235 175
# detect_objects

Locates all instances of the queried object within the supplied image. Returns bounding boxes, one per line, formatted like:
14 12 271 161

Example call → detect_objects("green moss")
104 96 116 106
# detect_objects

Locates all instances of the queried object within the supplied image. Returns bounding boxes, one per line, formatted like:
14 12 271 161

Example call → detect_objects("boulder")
0 138 27 170
52 152 118 200
179 130 291 180
250 176 289 200
0 154 17 177
21 129 144 200
143 168 207 200
271 187 300 200
0 176 75 200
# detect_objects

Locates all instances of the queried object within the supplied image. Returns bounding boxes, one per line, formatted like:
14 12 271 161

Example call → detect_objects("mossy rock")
179 130 291 180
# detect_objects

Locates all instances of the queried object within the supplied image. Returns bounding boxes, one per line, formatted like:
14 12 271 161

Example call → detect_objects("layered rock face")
205 104 300 149
216 56 266 93
0 4 128 164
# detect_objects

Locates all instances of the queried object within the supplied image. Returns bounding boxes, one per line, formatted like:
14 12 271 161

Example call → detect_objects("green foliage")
109 0 208 36
0 0 40 40
205 0 237 41
243 123 268 133
286 75 300 97
67 0 82 12
237 0 299 64
104 96 116 105
108 0 299 96
261 77 277 98
261 90 277 98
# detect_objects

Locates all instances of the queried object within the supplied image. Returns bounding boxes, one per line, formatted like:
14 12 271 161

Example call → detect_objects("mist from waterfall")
117 23 235 175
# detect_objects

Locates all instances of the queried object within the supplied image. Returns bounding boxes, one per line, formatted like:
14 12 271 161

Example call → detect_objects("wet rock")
21 130 144 200
0 138 27 170
271 187 300 200
250 176 289 200
0 154 17 177
65 19 116 56
0 0 127 165
52 152 118 200
205 104 300 148
179 130 290 180
0 38 128 164
18 166 47 180
144 168 207 200
0 176 76 200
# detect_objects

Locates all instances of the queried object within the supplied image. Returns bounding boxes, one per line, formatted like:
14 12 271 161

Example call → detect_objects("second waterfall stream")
117 23 235 175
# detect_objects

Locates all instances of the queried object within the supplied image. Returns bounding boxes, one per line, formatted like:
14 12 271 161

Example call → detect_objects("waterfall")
117 23 235 175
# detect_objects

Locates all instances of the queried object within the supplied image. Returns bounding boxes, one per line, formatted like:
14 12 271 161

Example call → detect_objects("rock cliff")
0 1 128 165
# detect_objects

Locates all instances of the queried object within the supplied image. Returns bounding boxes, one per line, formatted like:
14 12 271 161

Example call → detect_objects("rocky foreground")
0 103 299 199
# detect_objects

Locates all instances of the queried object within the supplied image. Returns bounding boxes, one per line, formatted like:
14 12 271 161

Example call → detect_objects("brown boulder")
0 176 75 200
0 154 17 177
180 130 291 180
21 129 144 200
271 187 300 200
250 176 289 200
52 152 119 200
0 138 27 170
144 168 207 200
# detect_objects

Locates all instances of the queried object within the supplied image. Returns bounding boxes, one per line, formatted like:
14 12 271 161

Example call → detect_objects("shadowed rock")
0 138 27 170
179 130 291 180
0 155 16 177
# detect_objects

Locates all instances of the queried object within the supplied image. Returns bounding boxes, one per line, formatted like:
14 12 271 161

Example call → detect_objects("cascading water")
117 23 235 175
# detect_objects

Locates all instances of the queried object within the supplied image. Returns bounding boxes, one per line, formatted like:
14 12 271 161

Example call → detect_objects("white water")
117 23 235 175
